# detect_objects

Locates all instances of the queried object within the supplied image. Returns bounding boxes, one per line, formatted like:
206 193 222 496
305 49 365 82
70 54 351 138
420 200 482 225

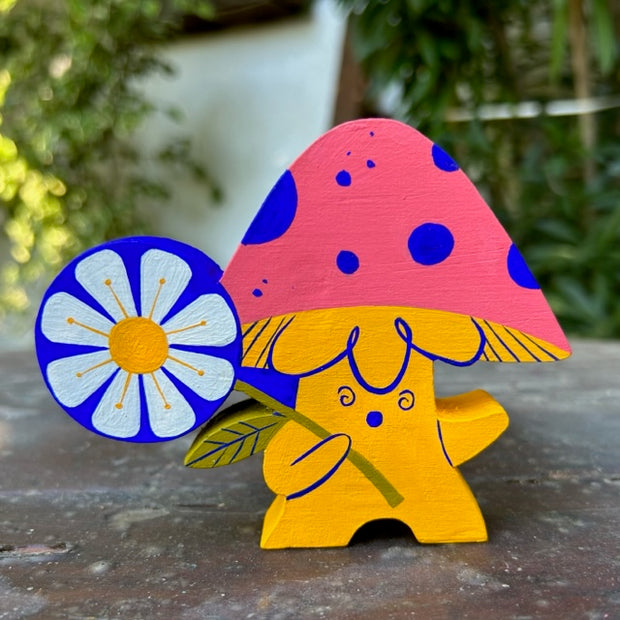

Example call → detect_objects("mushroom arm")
263 426 352 499
436 390 509 467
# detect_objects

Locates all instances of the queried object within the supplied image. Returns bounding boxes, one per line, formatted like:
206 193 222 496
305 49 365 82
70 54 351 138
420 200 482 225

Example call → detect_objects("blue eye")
398 389 415 411
337 386 356 407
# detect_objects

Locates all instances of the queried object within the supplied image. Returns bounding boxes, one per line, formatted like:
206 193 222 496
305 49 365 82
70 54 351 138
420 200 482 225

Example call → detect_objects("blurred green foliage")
341 0 620 337
0 0 215 315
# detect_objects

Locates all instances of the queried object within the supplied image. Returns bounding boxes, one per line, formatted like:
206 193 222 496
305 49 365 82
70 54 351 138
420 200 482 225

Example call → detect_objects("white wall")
0 0 346 350
137 0 347 270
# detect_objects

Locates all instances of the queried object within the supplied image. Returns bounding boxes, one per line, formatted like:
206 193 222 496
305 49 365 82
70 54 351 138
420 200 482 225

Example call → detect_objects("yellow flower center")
109 317 168 374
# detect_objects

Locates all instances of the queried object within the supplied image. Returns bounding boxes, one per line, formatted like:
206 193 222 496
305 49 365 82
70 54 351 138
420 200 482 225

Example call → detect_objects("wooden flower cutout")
35 237 240 442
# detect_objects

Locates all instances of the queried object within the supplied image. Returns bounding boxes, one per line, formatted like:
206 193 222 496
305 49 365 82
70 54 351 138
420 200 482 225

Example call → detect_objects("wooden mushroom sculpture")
191 118 571 548
35 119 571 550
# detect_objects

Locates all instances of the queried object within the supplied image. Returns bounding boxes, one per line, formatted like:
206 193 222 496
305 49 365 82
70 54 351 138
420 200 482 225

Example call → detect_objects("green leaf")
184 400 288 468
550 0 568 81
591 0 616 75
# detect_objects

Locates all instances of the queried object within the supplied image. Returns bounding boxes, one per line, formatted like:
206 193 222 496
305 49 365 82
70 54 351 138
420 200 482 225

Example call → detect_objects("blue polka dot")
346 151 351 156
408 223 454 266
507 244 540 289
369 131 375 137
262 278 268 284
366 411 383 427
252 288 263 297
242 170 297 245
367 160 375 168
336 250 359 274
336 170 351 186
431 144 459 172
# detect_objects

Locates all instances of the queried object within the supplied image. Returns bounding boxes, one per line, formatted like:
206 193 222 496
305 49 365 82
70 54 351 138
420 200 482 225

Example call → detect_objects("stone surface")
0 341 618 619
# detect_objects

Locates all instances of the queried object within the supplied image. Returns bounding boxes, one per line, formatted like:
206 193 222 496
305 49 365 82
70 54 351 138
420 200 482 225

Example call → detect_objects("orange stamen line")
148 278 166 320
76 357 114 378
165 320 206 336
67 317 109 338
167 355 205 376
115 373 133 409
150 372 171 409
104 279 129 318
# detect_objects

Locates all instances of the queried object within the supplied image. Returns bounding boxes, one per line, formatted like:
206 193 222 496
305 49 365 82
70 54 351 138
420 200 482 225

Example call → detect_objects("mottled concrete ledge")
1 340 618 619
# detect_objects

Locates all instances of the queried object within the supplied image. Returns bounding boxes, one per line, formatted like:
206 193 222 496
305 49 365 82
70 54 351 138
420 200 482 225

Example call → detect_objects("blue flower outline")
35 237 242 443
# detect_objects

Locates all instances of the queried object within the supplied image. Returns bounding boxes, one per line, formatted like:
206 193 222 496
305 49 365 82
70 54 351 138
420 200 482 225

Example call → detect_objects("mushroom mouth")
240 306 570 377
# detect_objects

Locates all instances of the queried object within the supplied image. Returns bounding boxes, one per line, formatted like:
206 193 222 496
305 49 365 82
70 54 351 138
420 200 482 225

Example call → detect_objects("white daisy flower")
36 238 240 441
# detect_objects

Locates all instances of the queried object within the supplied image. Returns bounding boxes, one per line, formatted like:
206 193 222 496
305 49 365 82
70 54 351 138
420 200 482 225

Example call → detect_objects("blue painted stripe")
484 320 520 362
229 439 246 465
436 420 453 467
268 317 350 378
522 333 559 361
505 327 541 362
406 318 485 367
242 317 272 361
239 421 259 431
265 315 296 370
483 333 501 362
250 429 261 456
223 427 243 436
255 316 288 369
242 320 259 338
287 434 352 500
349 321 412 394
186 420 282 466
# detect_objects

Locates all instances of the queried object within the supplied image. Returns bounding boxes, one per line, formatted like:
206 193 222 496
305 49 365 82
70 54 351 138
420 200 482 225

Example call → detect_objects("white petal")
75 249 137 322
144 370 196 438
91 371 140 438
46 350 117 407
164 350 234 402
161 294 238 347
41 292 113 347
141 249 191 324
75 250 137 322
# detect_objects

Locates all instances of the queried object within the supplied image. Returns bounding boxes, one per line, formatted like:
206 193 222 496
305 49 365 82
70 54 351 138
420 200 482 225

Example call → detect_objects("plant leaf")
550 0 568 81
591 0 615 75
184 400 288 468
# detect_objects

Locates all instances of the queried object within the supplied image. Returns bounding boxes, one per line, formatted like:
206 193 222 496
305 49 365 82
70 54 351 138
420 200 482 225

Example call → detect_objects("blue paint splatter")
408 223 454 265
367 159 375 168
431 144 459 172
369 131 375 137
346 151 351 156
507 244 540 289
242 170 297 245
252 288 263 297
336 250 359 274
336 170 351 186
366 411 383 428
262 278 268 284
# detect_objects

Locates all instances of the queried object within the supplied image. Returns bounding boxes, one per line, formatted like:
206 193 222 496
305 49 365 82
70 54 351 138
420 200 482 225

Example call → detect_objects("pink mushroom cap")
222 119 570 359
